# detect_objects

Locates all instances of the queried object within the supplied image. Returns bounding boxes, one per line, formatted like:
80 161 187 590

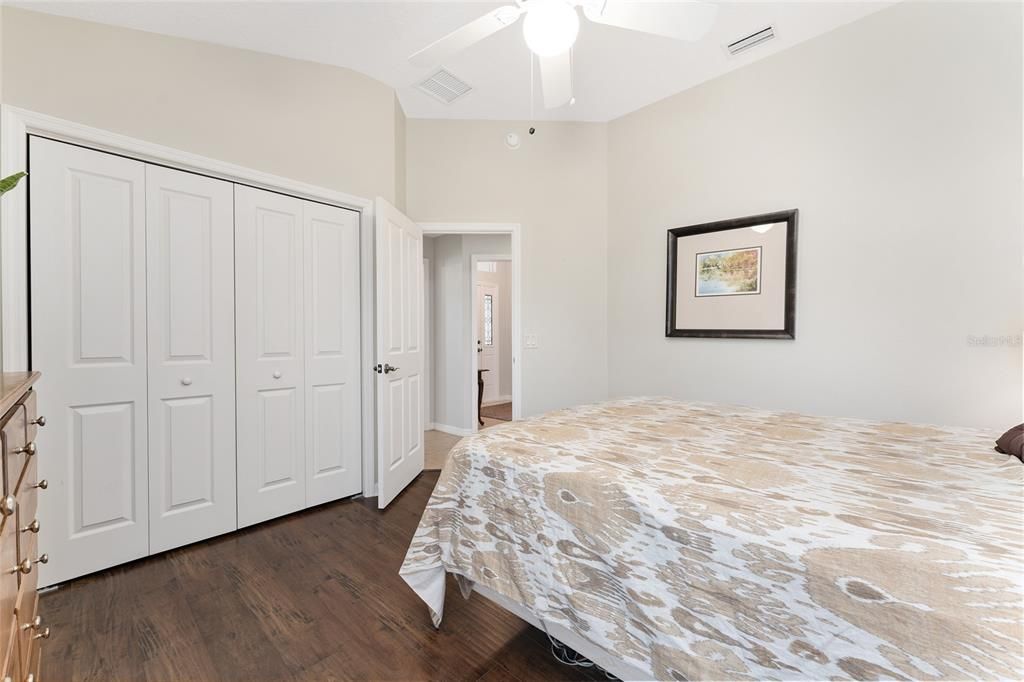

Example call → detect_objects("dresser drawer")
20 395 36 453
13 590 40 682
23 634 39 682
9 393 40 500
13 525 41 594
0 406 27 500
0 509 15 661
13 458 38 539
0 614 17 682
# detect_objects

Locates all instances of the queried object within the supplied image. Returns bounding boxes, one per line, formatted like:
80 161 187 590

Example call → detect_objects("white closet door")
146 166 237 552
30 137 149 586
235 186 306 527
303 202 362 506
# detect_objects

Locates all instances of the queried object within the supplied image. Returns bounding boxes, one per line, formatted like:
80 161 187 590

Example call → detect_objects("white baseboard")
424 421 435 431
431 423 474 437
482 395 512 407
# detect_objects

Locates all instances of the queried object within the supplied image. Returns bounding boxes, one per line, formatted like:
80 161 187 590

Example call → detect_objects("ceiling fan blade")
409 5 524 67
582 0 718 42
538 51 573 109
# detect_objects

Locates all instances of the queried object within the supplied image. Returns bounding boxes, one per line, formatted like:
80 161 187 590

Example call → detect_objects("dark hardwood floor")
40 472 609 681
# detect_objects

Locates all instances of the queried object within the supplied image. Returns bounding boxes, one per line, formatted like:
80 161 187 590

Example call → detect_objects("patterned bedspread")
399 398 1024 680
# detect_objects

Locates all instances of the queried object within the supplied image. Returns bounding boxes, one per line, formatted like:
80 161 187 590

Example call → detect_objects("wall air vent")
726 26 775 56
417 69 473 104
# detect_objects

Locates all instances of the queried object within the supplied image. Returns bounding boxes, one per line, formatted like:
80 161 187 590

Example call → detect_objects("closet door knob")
180 377 193 386
20 616 41 631
20 519 39 534
30 480 47 491
0 496 15 517
34 554 48 566
11 559 31 575
32 627 50 641
30 416 45 427
272 370 282 379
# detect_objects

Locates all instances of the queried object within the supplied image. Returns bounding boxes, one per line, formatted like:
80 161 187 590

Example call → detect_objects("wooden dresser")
0 372 46 682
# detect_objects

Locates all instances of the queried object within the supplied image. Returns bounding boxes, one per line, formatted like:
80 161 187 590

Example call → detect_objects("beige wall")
1 7 400 203
4 3 1017 431
395 96 407 211
607 0 1022 430
407 120 608 418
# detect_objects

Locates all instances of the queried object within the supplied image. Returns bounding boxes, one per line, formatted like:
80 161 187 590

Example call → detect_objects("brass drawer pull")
28 480 47 491
9 554 47 575
20 616 41 631
20 519 40 534
29 416 45 427
31 626 49 640
13 442 36 457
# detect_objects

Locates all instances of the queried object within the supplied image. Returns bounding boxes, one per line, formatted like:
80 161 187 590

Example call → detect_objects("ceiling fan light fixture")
523 0 579 57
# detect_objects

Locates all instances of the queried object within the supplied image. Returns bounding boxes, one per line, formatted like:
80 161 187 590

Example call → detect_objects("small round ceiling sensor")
505 132 521 149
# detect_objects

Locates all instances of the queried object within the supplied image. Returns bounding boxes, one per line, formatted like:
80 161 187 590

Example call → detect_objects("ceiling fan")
409 0 719 109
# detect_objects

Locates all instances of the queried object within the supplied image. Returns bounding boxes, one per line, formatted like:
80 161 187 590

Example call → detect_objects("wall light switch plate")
525 334 539 349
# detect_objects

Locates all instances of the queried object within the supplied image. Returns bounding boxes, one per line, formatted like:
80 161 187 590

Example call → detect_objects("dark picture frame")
666 209 798 339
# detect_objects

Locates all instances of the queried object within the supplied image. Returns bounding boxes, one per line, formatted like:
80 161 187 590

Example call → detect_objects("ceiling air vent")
726 25 775 56
417 69 473 104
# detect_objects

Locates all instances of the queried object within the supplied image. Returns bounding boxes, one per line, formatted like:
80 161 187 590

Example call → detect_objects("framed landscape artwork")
666 209 798 339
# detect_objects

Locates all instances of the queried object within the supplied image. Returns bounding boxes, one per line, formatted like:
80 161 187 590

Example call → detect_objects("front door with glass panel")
476 281 499 405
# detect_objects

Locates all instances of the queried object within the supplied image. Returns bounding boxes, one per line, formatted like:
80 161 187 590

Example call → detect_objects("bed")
400 398 1024 680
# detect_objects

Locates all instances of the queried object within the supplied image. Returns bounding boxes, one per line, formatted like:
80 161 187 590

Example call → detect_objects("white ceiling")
12 1 894 122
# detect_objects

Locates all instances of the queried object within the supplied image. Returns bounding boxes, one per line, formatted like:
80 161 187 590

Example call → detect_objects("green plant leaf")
0 172 27 198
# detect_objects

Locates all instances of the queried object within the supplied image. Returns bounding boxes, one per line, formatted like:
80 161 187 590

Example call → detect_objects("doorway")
419 223 521 470
473 256 513 429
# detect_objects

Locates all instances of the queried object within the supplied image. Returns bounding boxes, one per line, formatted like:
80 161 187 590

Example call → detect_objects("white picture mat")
675 222 788 330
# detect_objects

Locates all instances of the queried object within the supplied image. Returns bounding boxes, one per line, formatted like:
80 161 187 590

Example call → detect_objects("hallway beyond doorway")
480 401 512 421
424 417 505 471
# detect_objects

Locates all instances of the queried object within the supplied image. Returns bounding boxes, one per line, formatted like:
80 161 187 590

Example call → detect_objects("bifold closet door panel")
235 186 306 527
146 166 237 553
29 137 150 586
303 202 362 506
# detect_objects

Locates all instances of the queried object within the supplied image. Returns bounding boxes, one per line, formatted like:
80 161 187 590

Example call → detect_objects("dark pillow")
995 424 1023 462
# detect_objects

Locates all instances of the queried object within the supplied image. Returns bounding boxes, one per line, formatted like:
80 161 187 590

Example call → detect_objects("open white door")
375 198 425 508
